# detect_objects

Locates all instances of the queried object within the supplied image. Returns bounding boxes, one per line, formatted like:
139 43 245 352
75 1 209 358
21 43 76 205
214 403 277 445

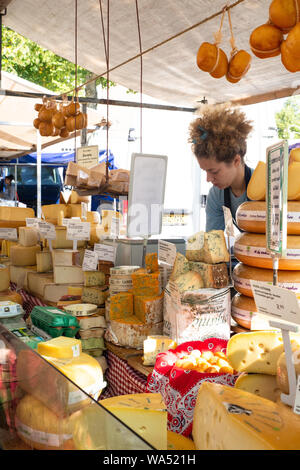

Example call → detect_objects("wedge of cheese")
186 230 230 263
173 270 204 292
41 204 68 225
100 393 167 450
192 382 300 450
19 226 39 247
247 161 266 201
189 261 229 288
234 373 281 402
143 335 177 366
226 330 300 374
169 252 190 281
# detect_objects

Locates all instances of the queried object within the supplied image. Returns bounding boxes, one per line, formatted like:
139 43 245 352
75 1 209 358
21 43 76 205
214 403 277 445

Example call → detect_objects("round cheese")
232 262 300 298
0 264 10 292
10 244 41 267
15 395 75 450
231 293 256 329
234 232 300 270
236 200 300 234
63 303 98 317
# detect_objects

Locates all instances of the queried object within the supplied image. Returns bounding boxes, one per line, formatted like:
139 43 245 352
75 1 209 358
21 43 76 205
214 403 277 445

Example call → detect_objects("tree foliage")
275 96 300 139
2 26 114 95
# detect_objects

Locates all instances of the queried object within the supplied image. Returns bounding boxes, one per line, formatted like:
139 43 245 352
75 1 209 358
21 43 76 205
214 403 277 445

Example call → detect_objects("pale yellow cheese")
10 244 41 266
0 206 35 228
100 393 167 450
52 249 81 267
192 382 300 450
101 210 122 233
236 200 300 235
234 232 300 270
289 147 300 164
226 331 300 374
41 204 68 225
66 204 82 218
1 240 18 257
186 230 230 263
247 161 266 201
36 250 53 273
288 161 300 200
68 190 90 205
53 266 84 284
169 252 190 281
234 373 281 402
51 227 86 249
0 264 10 292
18 226 39 247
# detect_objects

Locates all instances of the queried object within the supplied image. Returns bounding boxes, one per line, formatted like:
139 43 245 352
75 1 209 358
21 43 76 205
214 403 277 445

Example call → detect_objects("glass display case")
0 324 153 450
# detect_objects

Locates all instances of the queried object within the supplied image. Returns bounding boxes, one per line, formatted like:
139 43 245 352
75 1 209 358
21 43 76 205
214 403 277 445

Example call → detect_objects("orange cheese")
109 292 134 321
131 269 161 297
236 200 300 234
247 161 266 201
232 262 300 298
234 232 300 270
134 293 164 324
145 252 159 273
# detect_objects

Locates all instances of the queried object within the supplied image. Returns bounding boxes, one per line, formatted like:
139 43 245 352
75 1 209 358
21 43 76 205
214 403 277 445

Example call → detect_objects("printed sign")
82 250 99 271
66 222 90 241
94 243 116 263
0 228 18 240
158 240 177 266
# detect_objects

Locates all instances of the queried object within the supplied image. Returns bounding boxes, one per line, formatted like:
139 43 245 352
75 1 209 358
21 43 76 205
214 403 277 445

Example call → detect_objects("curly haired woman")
189 104 253 232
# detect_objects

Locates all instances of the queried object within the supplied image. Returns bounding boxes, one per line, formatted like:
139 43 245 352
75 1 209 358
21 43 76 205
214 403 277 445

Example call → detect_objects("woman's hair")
189 103 253 164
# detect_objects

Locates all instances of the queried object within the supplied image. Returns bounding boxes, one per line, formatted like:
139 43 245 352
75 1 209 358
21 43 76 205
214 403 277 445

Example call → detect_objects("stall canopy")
3 0 300 109
0 71 107 160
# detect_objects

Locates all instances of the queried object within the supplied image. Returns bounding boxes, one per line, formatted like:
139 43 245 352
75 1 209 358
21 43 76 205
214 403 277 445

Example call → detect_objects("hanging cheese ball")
33 118 41 130
34 103 43 112
38 107 54 122
39 121 54 137
66 116 76 132
52 111 65 129
285 22 300 59
52 127 60 137
281 39 300 71
269 0 300 33
83 113 88 128
60 127 70 138
197 42 228 78
65 101 81 117
73 112 85 130
249 23 283 58
226 50 252 83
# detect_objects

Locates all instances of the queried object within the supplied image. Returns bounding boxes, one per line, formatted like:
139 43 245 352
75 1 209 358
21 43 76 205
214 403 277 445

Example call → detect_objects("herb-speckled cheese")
173 270 204 292
189 261 229 288
83 271 105 287
186 230 230 264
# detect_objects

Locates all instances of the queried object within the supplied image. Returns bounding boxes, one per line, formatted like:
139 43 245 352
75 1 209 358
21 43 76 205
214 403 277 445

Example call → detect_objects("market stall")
1 0 300 453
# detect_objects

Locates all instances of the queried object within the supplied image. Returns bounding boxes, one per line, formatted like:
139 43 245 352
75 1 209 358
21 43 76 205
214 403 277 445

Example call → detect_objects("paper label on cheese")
110 216 120 238
66 221 90 240
231 306 274 330
234 243 300 259
81 202 88 220
15 417 72 447
0 228 18 240
37 221 56 240
68 381 104 405
26 218 42 228
233 274 300 293
158 240 177 266
238 211 300 223
82 250 98 271
94 243 116 263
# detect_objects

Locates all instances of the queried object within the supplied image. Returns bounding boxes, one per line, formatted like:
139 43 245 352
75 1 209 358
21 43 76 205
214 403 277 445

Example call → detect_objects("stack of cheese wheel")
232 157 300 330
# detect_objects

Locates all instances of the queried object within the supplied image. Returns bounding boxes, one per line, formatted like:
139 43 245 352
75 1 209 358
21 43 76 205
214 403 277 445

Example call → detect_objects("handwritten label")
158 240 177 266
66 222 90 241
37 221 56 240
76 145 99 169
251 280 300 325
82 250 99 271
110 216 120 238
26 218 42 228
0 228 18 240
94 243 116 263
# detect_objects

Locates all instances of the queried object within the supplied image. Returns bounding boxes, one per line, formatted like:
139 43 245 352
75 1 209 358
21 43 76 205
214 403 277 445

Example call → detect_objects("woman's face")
197 155 241 190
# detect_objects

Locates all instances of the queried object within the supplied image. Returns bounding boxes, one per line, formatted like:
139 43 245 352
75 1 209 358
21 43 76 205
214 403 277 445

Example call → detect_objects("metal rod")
0 88 195 113
36 130 41 218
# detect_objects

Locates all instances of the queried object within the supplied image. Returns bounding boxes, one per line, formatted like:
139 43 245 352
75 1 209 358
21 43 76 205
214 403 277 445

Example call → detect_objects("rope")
74 0 78 162
227 7 238 58
51 0 247 101
135 0 143 153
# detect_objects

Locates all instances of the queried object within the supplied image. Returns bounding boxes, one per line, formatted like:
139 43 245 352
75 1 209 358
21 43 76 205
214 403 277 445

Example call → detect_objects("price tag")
82 250 99 271
110 216 120 238
266 141 288 256
158 240 177 266
66 222 90 241
94 243 117 263
293 376 300 415
251 280 300 325
26 218 42 228
37 221 56 240
0 228 18 240
222 206 235 237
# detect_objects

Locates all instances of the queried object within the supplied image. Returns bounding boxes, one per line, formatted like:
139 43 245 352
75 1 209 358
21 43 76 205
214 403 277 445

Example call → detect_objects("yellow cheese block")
68 286 83 296
236 200 300 234
247 161 266 201
10 244 41 267
289 147 300 164
234 232 300 270
143 335 177 366
288 161 300 200
234 372 281 402
192 382 300 450
36 250 53 273
226 330 300 374
37 336 82 359
186 230 230 263
167 431 196 450
66 203 82 218
0 264 10 292
0 206 35 228
41 204 68 225
51 227 86 249
68 190 90 205
232 262 300 298
100 393 167 450
15 395 75 450
18 226 39 247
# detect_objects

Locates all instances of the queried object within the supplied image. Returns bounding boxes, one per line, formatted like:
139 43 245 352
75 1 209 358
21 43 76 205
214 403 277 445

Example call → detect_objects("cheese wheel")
288 161 300 200
234 232 300 270
0 264 10 292
231 293 277 331
236 200 300 234
0 289 23 305
10 244 41 267
232 262 300 298
19 226 39 247
0 206 35 228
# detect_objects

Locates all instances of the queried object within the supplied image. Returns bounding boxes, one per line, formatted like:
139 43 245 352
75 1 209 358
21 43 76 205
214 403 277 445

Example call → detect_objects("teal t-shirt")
205 168 254 232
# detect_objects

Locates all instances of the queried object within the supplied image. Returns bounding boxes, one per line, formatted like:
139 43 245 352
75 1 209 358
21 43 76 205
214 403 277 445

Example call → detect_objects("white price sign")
158 240 177 266
251 280 300 325
37 221 56 240
110 216 120 238
0 228 18 240
82 250 99 271
66 222 90 241
94 243 116 263
26 218 42 228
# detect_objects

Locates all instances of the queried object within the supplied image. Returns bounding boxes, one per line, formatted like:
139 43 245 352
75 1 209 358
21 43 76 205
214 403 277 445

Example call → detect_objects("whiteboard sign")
76 145 99 169
127 153 168 238
251 280 300 325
